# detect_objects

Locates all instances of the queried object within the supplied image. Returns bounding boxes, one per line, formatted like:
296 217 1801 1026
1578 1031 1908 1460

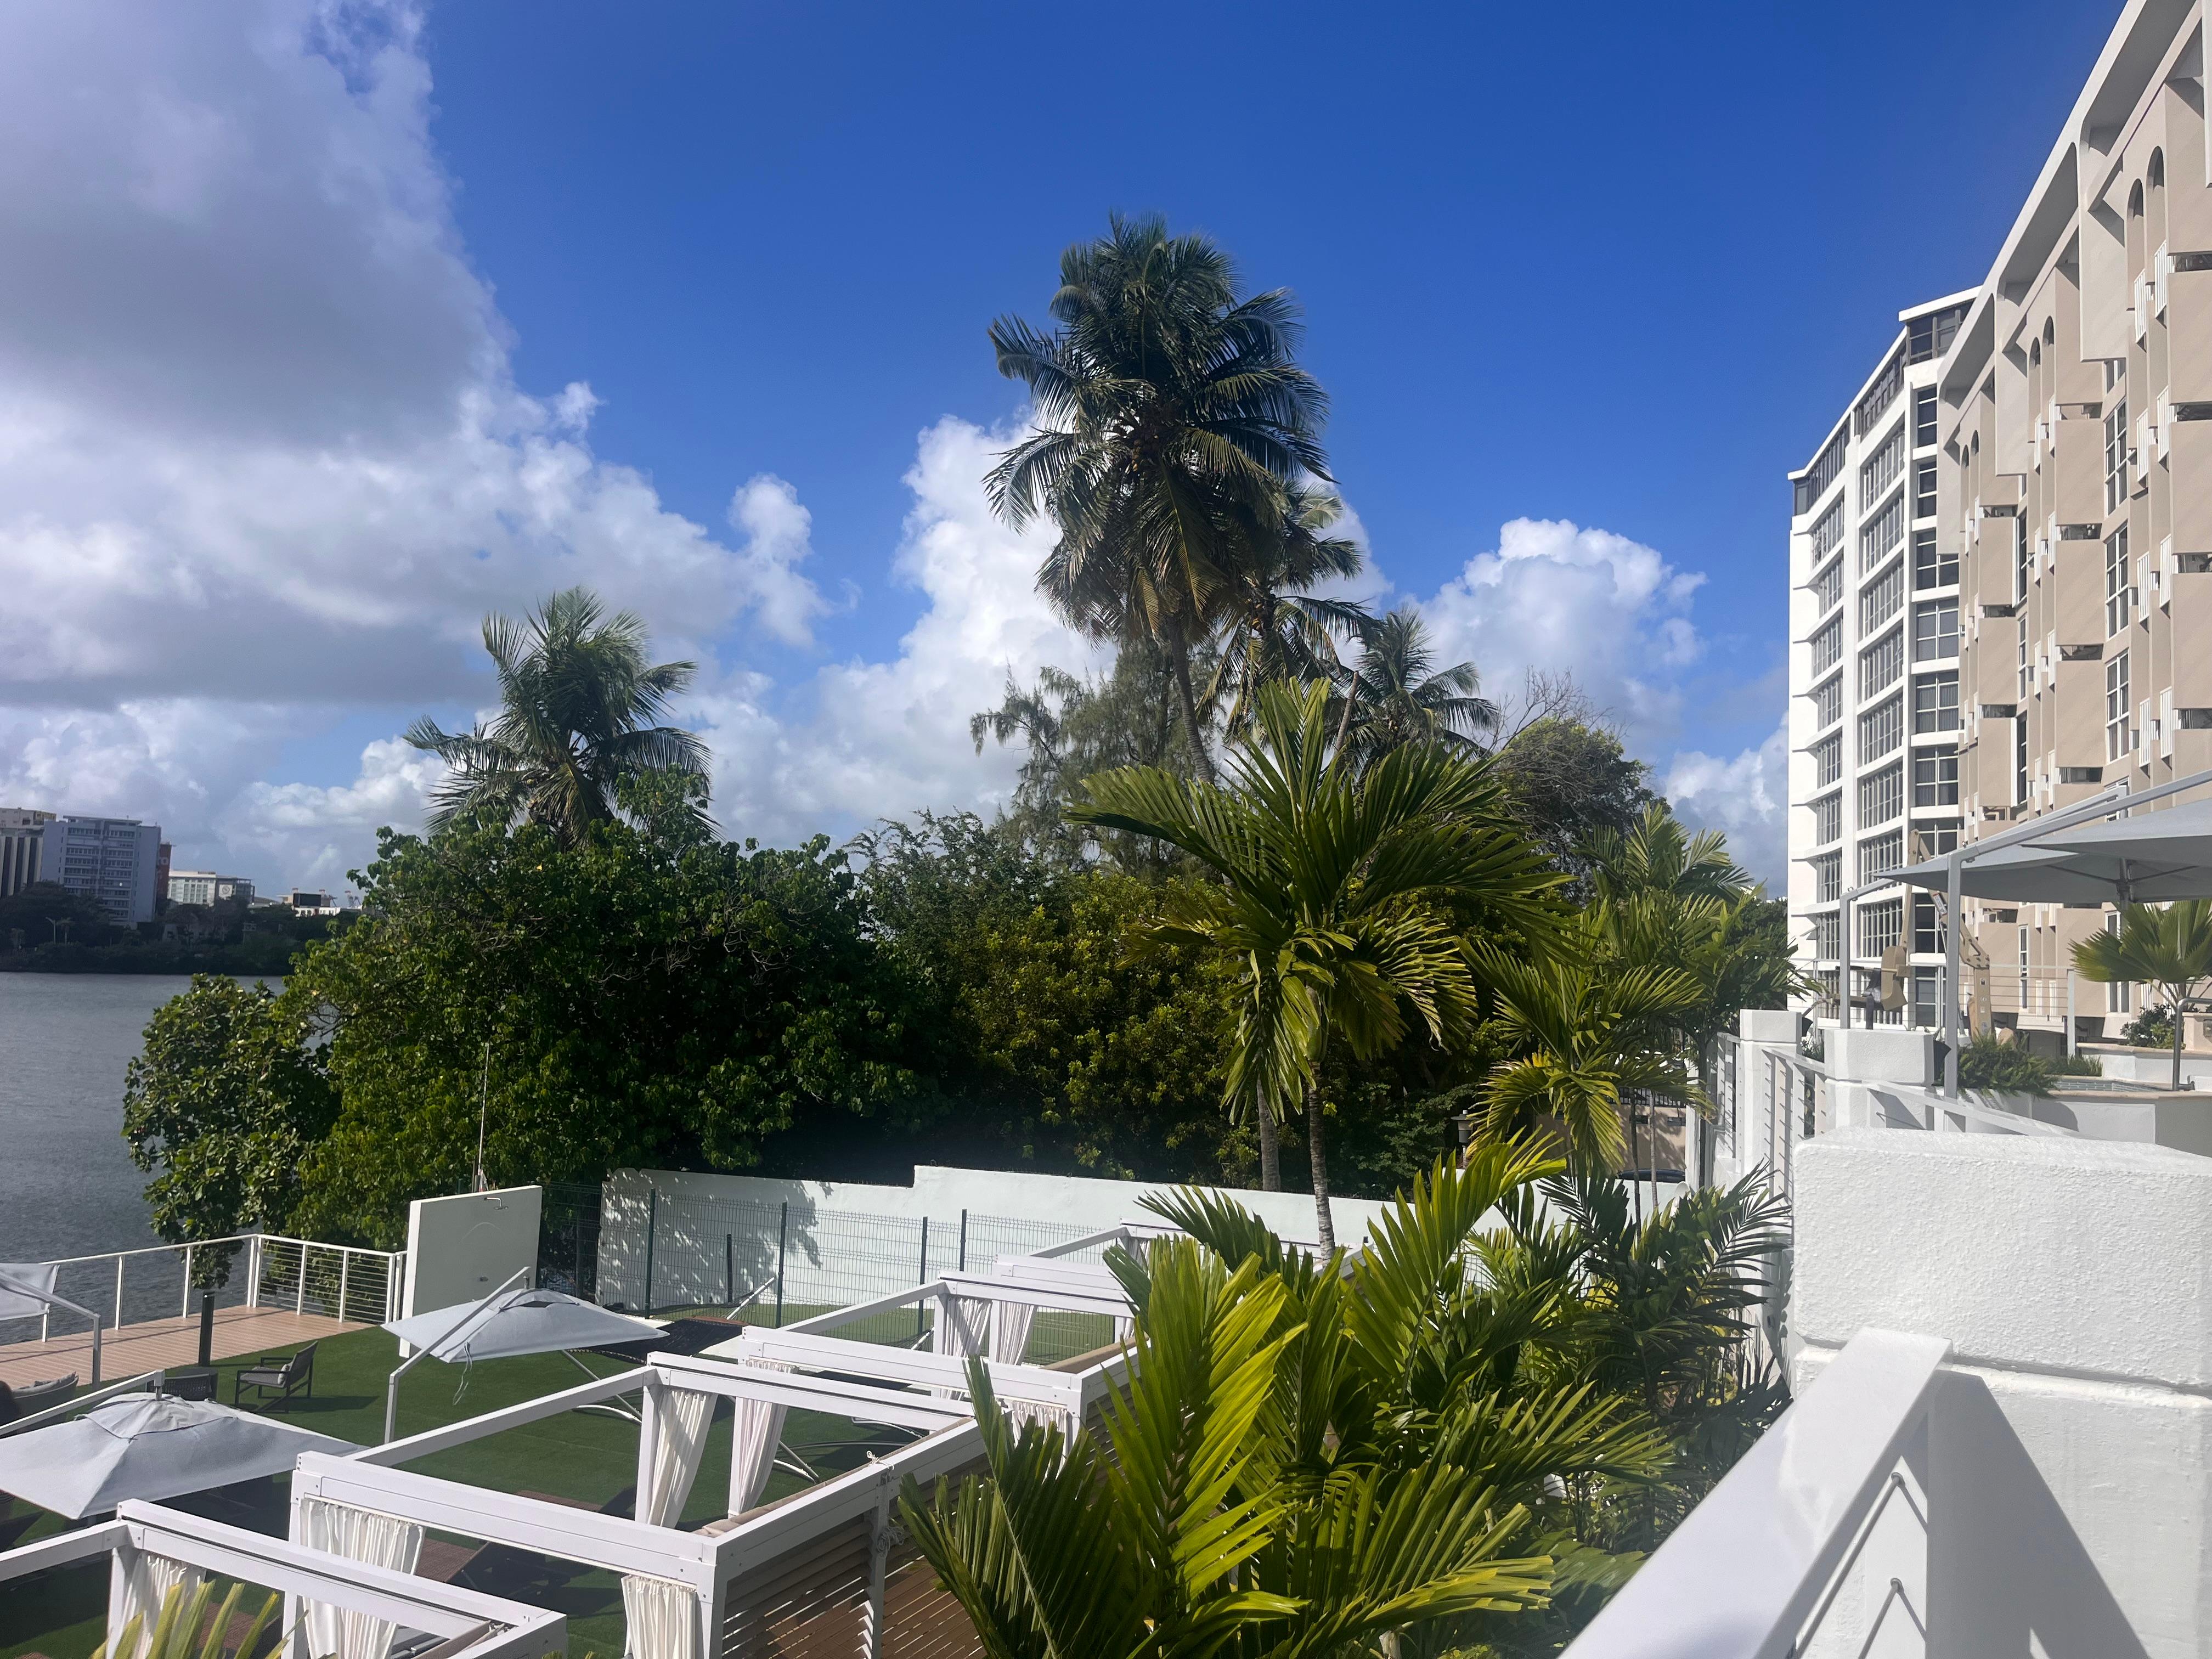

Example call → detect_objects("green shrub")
1957 1034 2055 1097
2123 1007 2175 1049
2054 1052 2103 1077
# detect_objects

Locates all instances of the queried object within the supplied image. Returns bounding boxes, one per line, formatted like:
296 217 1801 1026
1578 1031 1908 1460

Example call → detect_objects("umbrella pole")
382 1266 532 1443
1944 853 1963 1097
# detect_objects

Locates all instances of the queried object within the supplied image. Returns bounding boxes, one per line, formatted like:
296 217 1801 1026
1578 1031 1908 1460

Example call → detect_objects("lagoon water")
0 974 222 1266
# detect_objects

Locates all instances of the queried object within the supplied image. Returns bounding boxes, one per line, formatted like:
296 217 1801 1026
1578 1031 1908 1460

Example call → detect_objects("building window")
1912 745 1959 808
1907 304 1966 363
1911 965 1939 1027
1860 898 1903 956
1812 913 1840 961
1859 695 1903 760
1855 355 1905 437
1913 527 1956 589
1860 421 1906 504
1859 830 1903 880
2015 515 2030 605
1860 628 1904 695
1859 764 1903 826
1812 731 1842 787
1813 556 1843 614
1809 499 1844 563
1814 792 1842 844
1810 616 1843 675
1812 851 1841 902
1914 386 1939 448
1813 673 1843 729
1860 559 1905 633
2106 525 2132 635
2104 397 2131 512
1912 894 1945 955
2107 651 2134 760
2015 715 2029 806
1912 671 1959 733
1913 821 1959 860
1796 431 1848 516
1912 599 1959 662
1912 458 1937 521
1859 492 1905 573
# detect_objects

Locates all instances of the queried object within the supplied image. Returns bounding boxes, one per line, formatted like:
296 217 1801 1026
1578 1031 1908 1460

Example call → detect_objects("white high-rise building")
167 871 255 908
41 815 163 926
1787 294 1977 1026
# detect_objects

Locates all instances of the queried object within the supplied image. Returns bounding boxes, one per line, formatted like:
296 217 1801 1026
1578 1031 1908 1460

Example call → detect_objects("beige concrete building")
1793 0 2212 1047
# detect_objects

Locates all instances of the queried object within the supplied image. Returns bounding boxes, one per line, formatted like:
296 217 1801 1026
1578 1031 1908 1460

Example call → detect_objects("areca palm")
1583 804 1749 905
1328 610 1498 768
1472 910 1703 1171
405 586 709 846
1068 681 1559 1244
2073 899 2212 1090
988 213 1331 782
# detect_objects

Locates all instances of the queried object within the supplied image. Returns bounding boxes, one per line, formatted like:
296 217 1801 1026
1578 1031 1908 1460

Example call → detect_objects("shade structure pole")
1944 852 1963 1097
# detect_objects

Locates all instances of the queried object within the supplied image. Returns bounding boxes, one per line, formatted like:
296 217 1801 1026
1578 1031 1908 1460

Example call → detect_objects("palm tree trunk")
1305 1075 1335 1251
1256 1088 1282 1192
1167 645 1218 785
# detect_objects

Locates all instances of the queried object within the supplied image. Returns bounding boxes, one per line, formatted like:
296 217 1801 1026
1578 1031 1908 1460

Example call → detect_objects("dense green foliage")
906 1151 1789 1656
2073 899 2212 1089
122 976 338 1277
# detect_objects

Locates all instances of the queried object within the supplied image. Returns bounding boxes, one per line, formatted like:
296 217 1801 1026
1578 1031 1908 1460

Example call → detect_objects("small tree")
2073 900 2212 1090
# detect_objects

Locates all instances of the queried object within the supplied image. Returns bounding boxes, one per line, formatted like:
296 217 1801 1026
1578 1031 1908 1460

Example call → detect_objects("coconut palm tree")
1471 909 1703 1171
1068 681 1559 1243
1202 485 1372 737
987 213 1332 782
1329 609 1499 766
405 587 710 846
2072 899 2212 1090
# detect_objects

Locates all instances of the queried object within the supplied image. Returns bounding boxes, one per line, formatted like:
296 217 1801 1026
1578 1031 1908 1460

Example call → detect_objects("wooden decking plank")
0 1305 360 1391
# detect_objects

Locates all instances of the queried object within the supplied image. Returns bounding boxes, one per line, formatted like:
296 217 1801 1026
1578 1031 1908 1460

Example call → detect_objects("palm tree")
2073 900 2212 1090
1329 609 1499 766
988 213 1332 783
405 586 710 846
1068 681 1559 1243
1472 909 1703 1171
1203 485 1372 737
1583 804 1750 905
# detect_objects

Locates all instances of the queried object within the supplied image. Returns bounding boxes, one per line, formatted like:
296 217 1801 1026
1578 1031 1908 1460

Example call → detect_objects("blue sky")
0 1 2128 888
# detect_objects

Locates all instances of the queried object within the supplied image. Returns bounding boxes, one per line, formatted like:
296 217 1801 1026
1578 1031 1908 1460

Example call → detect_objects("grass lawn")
1 1320 911 1658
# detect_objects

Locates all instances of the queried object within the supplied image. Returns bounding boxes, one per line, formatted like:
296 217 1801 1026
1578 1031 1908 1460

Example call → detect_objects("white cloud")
1664 720 1791 890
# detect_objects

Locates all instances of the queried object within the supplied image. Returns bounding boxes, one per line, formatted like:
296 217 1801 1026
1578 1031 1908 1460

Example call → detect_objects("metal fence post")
246 1235 262 1309
643 1189 658 1316
295 1244 308 1316
725 1233 735 1310
915 1216 931 1340
774 1201 789 1327
957 1209 968 1273
115 1255 126 1331
339 1252 352 1323
181 1244 195 1318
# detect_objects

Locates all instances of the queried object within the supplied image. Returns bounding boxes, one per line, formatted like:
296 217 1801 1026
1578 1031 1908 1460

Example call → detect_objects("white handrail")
1564 1328 1949 1658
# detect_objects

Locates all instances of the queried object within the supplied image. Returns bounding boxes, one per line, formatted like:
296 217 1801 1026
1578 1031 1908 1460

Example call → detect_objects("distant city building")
284 888 349 916
168 870 256 907
41 815 163 926
0 807 55 900
155 842 172 908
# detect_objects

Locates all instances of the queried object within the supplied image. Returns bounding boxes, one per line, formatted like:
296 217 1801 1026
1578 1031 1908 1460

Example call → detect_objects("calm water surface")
0 975 275 1265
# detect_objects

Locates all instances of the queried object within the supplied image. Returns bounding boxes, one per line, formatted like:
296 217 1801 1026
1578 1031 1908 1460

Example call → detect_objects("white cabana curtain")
115 1551 204 1656
1003 1398 1078 1446
299 1497 424 1659
990 1300 1035 1364
642 1386 715 1527
621 1572 701 1659
728 1361 791 1515
934 1296 989 1359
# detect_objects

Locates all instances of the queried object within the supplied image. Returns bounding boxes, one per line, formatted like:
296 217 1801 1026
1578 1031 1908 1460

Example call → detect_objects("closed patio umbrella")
0 1392 351 1519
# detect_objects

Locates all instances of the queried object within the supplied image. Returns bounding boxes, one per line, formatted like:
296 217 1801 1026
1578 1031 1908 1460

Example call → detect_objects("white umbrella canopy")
0 1393 353 1519
1892 799 2212 904
383 1287 665 1364
0 1264 59 1323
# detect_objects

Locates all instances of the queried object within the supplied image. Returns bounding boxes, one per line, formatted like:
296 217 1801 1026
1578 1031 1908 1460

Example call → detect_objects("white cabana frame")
0 1499 564 1659
278 1266 1137 1659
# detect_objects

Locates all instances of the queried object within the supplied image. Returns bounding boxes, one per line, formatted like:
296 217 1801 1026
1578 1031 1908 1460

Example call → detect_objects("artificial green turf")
1 1322 910 1658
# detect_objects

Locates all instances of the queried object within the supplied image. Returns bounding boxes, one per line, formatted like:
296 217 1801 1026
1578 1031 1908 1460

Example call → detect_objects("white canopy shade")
1891 798 2212 905
0 1393 352 1519
383 1288 665 1364
0 1264 59 1323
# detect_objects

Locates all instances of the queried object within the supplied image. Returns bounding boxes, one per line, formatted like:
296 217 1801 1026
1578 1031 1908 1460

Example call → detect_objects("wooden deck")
0 1304 359 1392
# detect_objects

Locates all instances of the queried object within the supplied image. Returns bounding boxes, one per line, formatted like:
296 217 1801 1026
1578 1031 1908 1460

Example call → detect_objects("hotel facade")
1790 0 2212 1047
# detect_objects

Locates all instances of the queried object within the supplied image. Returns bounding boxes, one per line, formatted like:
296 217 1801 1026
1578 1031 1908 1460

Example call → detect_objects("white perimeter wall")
1792 1128 2212 1656
596 1165 1396 1313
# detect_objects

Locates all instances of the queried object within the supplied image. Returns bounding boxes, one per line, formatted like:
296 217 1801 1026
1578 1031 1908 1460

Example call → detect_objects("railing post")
296 1244 308 1316
774 1201 788 1328
181 1244 194 1319
916 1216 931 1340
339 1252 352 1323
246 1235 261 1310
115 1255 126 1331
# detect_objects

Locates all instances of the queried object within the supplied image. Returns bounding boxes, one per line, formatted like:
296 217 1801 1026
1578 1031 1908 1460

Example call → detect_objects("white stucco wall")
1792 1128 2212 1656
